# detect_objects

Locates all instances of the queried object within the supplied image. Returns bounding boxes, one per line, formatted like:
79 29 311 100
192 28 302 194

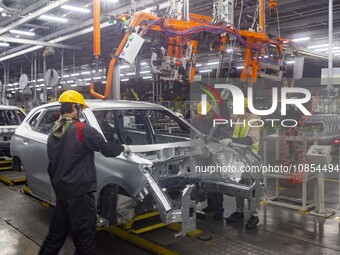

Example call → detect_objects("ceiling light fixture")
61 5 91 13
143 76 152 79
39 15 68 23
292 37 310 42
121 79 129 81
196 63 202 67
140 71 150 74
236 66 244 69
207 62 219 66
10 29 35 36
286 61 295 64
0 42 9 47
314 47 340 52
199 70 212 73
307 44 330 49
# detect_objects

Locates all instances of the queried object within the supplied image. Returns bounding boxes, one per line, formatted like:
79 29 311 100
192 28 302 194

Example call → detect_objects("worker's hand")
122 144 131 154
220 138 232 146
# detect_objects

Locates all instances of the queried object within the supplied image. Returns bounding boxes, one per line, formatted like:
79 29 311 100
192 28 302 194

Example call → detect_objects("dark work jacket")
47 121 124 200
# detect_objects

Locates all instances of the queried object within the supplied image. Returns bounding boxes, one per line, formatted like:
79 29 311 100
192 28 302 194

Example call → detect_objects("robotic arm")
90 0 299 100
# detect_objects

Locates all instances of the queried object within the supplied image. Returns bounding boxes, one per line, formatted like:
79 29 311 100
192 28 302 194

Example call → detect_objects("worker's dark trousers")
235 172 258 215
207 193 224 212
39 192 96 255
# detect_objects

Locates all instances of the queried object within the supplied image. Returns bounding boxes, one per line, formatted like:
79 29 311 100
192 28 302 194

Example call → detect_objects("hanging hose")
281 87 324 184
93 0 101 73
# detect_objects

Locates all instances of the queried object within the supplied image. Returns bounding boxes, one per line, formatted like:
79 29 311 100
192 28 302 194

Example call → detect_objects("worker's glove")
220 138 232 146
122 144 131 154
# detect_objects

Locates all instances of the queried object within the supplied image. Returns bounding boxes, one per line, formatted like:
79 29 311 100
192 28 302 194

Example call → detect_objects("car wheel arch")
97 182 133 225
12 156 24 171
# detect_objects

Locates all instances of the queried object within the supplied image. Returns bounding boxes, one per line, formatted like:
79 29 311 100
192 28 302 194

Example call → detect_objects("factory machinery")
262 95 340 216
89 0 300 100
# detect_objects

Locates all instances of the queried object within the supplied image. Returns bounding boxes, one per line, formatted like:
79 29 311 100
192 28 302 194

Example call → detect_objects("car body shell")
11 100 263 234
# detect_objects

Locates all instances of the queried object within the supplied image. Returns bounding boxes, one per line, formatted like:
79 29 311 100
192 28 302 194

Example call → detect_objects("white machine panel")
306 145 332 165
119 33 144 64
321 68 340 85
293 56 304 80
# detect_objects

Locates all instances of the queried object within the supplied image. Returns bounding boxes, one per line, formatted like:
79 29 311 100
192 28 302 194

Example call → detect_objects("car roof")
0 105 21 110
86 100 166 110
33 100 166 111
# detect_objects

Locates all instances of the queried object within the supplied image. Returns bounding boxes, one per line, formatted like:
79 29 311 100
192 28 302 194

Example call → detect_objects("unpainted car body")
11 100 263 235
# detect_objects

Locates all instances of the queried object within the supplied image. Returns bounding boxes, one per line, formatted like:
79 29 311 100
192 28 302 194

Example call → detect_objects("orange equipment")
90 0 298 100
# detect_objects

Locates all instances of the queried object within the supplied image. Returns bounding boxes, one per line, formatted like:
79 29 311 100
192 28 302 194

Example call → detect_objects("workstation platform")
1 181 340 255
0 170 26 186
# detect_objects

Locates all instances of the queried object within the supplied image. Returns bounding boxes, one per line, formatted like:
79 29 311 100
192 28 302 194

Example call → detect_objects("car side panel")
95 152 148 198
16 131 51 201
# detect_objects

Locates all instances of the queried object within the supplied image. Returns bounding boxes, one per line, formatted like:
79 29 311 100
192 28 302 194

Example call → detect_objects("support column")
110 66 120 100
43 55 47 103
327 0 333 95
33 52 37 105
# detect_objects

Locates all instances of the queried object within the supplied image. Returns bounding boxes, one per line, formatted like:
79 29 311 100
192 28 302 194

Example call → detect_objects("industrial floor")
1 173 340 255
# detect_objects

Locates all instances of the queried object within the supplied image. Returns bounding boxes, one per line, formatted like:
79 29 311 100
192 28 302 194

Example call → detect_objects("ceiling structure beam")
0 37 81 50
272 16 340 32
0 0 73 36
266 4 340 25
0 0 48 27
106 0 157 15
23 23 51 30
275 0 327 14
0 0 157 62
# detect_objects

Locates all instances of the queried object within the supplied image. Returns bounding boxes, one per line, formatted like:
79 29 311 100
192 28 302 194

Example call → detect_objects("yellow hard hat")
244 97 248 108
197 101 212 115
59 90 88 108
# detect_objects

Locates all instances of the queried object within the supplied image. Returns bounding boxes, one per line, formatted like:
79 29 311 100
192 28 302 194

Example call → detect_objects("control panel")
119 33 145 64
306 145 332 165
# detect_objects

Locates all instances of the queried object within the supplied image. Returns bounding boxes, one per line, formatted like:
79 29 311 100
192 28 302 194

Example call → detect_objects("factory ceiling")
0 0 338 87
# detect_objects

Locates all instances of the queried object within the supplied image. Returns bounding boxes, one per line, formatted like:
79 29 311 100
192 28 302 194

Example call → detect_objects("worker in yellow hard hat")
196 101 211 115
190 101 222 135
222 96 261 229
227 97 260 154
39 90 130 254
59 89 89 107
190 101 229 221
